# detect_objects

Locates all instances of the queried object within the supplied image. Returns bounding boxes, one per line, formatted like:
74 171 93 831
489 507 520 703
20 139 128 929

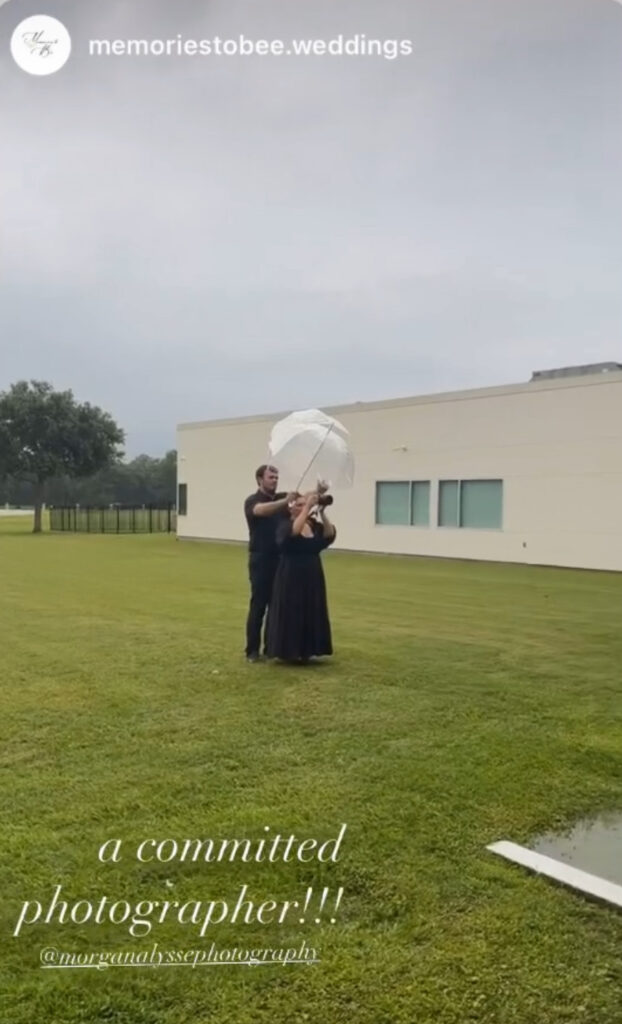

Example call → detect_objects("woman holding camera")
265 490 336 663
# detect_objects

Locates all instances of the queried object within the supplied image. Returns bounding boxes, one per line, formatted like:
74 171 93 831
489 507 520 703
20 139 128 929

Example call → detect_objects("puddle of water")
532 814 622 886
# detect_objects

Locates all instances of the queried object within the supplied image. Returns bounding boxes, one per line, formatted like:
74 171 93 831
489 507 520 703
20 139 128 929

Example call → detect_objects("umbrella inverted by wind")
268 409 354 492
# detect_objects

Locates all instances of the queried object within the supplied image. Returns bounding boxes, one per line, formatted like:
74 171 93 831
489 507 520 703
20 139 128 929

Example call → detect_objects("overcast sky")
1 0 621 456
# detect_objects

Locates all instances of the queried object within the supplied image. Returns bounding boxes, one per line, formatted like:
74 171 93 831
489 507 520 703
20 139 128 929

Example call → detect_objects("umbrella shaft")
295 423 334 491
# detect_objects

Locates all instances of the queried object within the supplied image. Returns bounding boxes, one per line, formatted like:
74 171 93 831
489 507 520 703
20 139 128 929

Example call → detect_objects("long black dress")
266 517 336 662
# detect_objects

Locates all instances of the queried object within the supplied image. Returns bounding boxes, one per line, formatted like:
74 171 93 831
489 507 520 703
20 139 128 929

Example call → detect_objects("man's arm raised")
252 492 297 517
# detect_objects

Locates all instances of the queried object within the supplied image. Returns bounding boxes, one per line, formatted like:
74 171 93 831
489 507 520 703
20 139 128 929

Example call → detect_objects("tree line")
0 450 176 508
0 380 176 532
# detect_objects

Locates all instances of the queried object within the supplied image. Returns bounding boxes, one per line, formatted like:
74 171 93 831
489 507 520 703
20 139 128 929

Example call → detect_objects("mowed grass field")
2 514 622 1024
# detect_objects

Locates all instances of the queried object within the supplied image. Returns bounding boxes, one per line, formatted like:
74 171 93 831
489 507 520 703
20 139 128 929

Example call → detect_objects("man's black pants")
245 553 279 656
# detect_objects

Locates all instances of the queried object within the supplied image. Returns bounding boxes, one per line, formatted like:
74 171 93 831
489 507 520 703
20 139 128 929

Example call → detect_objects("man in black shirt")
244 464 296 661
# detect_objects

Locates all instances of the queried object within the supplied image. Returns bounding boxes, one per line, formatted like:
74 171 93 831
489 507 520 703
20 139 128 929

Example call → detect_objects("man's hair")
255 464 278 483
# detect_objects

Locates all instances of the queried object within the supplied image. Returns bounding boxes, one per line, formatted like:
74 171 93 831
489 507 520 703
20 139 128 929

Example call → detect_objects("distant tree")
33 449 177 507
0 380 124 533
154 449 177 504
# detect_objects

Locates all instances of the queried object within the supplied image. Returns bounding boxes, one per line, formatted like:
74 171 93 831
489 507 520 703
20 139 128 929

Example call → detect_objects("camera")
317 494 333 507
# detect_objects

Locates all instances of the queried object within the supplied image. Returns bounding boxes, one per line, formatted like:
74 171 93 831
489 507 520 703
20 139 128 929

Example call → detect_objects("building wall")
176 372 622 572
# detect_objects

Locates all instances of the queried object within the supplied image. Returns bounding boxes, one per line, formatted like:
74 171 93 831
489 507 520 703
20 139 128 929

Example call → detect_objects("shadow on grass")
269 658 332 669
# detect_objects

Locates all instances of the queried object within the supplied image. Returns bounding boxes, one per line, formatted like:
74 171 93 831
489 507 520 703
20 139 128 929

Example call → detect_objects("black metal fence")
49 504 176 534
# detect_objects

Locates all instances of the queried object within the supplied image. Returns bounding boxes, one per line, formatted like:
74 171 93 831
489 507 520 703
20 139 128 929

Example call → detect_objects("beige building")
176 363 622 572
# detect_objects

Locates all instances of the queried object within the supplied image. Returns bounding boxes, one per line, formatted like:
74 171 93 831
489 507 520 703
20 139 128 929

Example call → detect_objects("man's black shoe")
246 653 263 663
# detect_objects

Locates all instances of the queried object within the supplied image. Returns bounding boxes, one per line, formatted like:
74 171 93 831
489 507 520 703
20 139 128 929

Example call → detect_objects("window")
438 479 503 529
375 482 410 525
460 480 502 528
177 483 187 516
438 480 459 527
375 481 431 526
411 481 430 526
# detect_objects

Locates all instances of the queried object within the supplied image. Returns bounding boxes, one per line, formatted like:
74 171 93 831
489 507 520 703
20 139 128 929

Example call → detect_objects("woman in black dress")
266 491 336 663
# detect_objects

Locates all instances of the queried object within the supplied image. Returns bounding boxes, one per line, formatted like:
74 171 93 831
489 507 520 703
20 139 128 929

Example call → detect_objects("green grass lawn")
2 515 622 1023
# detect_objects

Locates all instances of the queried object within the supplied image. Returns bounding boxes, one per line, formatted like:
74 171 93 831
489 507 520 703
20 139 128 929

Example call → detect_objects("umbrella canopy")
268 409 354 492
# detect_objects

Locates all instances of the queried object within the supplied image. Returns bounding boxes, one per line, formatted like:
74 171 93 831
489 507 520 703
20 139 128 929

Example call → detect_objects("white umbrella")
268 409 354 492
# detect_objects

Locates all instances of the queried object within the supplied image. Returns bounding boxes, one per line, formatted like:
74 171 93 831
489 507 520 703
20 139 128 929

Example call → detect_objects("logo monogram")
21 30 59 59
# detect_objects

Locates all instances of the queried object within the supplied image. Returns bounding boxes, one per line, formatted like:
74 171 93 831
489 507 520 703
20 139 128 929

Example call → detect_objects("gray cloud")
1 0 621 454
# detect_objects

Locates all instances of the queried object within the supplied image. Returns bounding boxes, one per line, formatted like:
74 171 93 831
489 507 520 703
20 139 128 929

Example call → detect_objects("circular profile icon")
10 15 71 75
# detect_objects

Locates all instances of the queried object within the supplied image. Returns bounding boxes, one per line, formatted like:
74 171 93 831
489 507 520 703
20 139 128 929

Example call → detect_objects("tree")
153 449 177 504
0 380 125 533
